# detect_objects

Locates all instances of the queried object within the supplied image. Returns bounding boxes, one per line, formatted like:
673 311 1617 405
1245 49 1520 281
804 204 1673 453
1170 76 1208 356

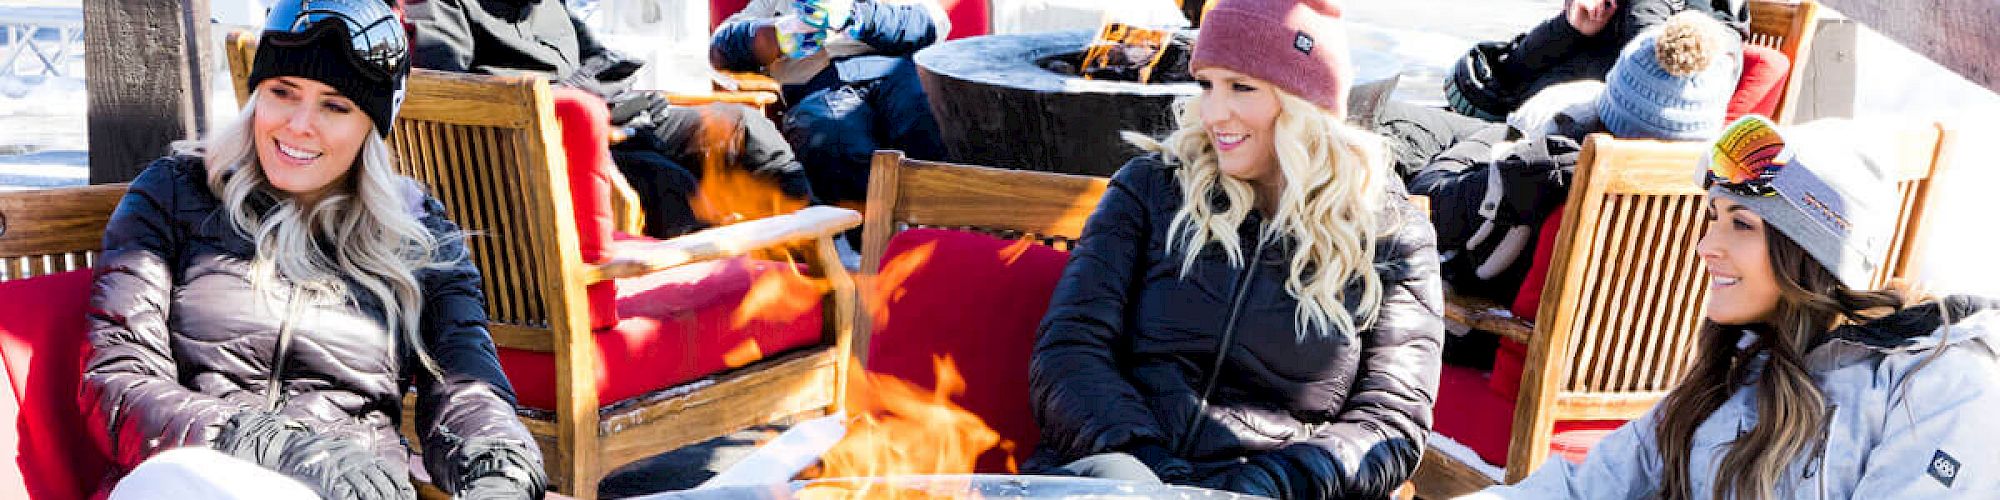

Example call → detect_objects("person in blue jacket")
710 0 950 205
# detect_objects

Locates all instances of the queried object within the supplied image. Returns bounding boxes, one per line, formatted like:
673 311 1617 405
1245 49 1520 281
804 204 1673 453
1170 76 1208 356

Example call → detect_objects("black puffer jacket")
80 156 544 496
1028 155 1445 499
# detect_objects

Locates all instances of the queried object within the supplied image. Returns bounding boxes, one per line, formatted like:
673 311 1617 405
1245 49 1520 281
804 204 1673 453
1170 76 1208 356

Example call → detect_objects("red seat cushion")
0 270 114 500
1488 337 1529 402
1434 364 1623 467
551 88 622 332
1727 43 1792 122
1509 205 1566 322
862 228 1068 472
499 254 826 411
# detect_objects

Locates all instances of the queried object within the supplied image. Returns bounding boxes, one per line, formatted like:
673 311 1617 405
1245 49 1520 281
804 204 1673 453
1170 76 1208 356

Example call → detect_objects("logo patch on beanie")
1293 31 1315 54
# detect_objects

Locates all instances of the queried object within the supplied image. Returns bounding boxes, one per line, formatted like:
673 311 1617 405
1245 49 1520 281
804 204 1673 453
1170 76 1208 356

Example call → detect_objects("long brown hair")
1654 228 1908 499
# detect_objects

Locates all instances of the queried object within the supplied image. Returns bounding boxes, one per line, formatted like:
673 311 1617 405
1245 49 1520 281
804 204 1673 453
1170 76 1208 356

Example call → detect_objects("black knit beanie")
246 1 408 137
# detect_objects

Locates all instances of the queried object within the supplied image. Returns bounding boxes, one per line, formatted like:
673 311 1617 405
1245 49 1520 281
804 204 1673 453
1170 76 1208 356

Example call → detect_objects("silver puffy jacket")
1468 296 2000 499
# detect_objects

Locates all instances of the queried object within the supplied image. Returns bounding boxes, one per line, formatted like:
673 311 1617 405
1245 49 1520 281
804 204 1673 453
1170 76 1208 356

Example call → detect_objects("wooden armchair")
848 151 1107 472
0 184 124 282
1749 0 1819 124
228 32 864 499
1412 122 1954 497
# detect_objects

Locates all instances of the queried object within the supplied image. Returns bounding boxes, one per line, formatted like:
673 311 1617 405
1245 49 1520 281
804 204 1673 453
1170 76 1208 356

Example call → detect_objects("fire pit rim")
914 30 1201 97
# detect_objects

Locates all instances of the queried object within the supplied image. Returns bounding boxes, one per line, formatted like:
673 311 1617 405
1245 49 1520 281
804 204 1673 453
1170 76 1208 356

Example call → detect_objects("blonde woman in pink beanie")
1026 0 1445 497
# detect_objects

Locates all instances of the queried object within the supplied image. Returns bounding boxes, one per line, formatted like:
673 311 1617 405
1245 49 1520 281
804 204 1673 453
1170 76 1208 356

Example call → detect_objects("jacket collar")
1807 295 2000 372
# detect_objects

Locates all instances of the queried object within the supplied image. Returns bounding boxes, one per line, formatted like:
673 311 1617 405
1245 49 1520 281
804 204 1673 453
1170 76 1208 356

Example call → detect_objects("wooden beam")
1814 0 2000 94
84 0 211 184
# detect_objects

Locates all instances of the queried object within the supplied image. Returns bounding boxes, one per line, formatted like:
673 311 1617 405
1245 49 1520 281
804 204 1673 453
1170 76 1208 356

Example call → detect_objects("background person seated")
1445 0 1746 122
408 0 817 238
1378 12 1740 308
710 0 950 206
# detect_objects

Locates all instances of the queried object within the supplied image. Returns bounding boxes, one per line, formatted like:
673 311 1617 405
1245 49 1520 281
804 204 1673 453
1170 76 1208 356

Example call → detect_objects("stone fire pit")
915 30 1400 177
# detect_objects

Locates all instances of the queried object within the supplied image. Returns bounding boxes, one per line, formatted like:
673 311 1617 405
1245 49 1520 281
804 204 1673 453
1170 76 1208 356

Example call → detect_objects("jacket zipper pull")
263 283 306 412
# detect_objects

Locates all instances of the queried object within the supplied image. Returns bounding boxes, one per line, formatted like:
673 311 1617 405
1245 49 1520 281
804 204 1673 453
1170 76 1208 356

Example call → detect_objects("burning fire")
865 241 939 329
1080 22 1175 84
800 356 1009 499
693 106 809 225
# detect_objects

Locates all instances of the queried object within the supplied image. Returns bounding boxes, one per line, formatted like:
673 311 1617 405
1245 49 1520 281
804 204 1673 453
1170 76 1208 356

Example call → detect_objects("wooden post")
1815 0 2000 95
84 0 211 184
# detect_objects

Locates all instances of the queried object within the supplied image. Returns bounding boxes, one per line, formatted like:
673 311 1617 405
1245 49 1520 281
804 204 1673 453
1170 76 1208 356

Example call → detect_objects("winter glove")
457 475 533 500
213 409 312 468
275 431 417 500
606 90 667 129
561 49 646 100
435 435 548 500
1199 445 1342 500
1125 442 1194 483
1491 134 1580 226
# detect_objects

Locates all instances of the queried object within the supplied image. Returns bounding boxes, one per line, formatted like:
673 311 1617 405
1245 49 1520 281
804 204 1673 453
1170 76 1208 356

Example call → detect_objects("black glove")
1200 445 1343 500
440 436 548 500
1125 442 1194 483
1492 135 1579 226
275 431 417 500
562 49 646 99
606 90 667 129
458 475 532 500
213 410 312 468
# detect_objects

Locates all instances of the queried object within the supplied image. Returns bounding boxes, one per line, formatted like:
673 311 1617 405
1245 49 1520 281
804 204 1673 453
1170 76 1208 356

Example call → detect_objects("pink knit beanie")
1191 0 1351 116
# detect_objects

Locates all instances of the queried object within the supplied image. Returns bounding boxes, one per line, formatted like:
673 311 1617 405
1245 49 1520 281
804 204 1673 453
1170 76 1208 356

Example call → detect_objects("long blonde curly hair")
1123 89 1397 340
177 93 453 375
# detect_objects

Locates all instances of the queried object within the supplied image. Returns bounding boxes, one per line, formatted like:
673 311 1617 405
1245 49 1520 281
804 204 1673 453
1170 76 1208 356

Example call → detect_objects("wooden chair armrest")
716 70 782 93
662 90 779 109
607 168 646 235
584 205 861 283
1443 290 1535 345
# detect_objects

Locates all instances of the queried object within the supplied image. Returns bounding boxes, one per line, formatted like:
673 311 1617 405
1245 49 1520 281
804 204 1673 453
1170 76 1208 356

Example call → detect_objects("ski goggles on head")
1701 115 1790 197
260 0 408 83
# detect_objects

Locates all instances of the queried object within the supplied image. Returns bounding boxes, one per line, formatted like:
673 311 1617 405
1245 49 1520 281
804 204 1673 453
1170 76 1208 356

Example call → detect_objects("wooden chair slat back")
1746 0 1820 123
0 184 128 282
388 74 572 343
860 152 1108 273
1541 137 1712 401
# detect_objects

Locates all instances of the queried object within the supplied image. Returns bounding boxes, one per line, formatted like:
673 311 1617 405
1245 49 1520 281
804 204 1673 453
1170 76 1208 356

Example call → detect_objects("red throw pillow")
551 88 621 331
1727 44 1792 122
862 228 1069 472
0 270 113 500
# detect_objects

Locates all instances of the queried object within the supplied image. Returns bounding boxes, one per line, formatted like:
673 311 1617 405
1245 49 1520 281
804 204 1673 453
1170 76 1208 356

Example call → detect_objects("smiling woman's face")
1194 67 1283 189
252 76 372 206
1698 196 1782 325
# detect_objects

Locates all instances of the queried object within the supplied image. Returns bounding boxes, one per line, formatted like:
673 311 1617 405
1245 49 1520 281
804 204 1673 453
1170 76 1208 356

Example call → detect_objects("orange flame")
693 106 809 226
733 263 830 329
800 356 1007 499
1080 21 1173 83
865 241 939 330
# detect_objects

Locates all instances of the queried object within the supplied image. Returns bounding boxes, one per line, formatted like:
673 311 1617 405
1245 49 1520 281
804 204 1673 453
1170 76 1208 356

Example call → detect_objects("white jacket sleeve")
1458 408 1666 500
1849 340 2000 497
